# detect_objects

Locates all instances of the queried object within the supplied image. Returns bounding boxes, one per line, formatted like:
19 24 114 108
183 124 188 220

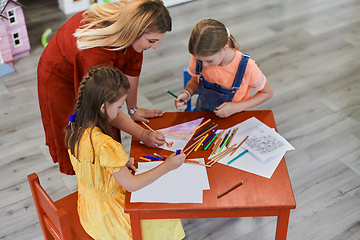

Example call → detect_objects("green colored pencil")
218 133 231 153
227 149 249 165
167 90 188 105
204 133 219 150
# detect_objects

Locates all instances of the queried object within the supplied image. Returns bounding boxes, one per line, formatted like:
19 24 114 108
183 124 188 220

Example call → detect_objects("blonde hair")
74 0 172 50
188 19 239 57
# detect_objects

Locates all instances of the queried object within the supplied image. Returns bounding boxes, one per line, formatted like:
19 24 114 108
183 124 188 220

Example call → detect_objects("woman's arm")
112 153 185 192
215 81 274 118
109 111 165 147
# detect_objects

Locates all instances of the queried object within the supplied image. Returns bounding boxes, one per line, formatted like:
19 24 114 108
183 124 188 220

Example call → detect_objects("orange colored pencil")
140 157 152 162
191 119 211 133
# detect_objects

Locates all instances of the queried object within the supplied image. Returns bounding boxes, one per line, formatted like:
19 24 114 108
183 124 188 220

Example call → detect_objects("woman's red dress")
37 11 143 175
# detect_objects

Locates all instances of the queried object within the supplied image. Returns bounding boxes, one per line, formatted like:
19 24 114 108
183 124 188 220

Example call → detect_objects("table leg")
275 210 290 240
130 213 142 240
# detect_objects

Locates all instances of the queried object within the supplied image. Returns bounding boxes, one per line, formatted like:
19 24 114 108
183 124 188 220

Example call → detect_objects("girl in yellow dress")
65 65 186 240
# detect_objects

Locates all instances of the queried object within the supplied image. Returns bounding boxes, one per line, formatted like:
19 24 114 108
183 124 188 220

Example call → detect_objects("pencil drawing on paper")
245 134 285 154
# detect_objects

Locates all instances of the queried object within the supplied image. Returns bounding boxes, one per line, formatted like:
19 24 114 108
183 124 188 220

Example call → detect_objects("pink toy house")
0 0 30 64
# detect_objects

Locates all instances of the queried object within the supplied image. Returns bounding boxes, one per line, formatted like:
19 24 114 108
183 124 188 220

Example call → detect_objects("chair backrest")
27 173 82 240
183 67 194 112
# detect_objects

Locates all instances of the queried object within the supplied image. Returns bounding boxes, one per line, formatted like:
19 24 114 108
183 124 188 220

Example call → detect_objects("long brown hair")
188 19 239 57
74 0 172 50
65 66 130 162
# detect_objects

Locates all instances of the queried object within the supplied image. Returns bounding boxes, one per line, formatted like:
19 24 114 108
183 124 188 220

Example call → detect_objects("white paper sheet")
130 160 209 203
213 117 294 179
217 147 285 179
222 117 294 163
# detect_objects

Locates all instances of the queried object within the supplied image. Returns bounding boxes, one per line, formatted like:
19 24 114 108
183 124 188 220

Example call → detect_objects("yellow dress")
69 127 185 240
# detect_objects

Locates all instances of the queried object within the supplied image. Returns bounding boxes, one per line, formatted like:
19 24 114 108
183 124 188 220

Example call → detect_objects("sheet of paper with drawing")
130 159 210 203
156 117 204 152
217 117 294 179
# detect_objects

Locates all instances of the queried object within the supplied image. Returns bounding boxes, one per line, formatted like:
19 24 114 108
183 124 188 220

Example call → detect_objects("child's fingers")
128 164 137 172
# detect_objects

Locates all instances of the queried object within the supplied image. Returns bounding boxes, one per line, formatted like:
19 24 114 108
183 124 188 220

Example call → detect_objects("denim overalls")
194 53 250 112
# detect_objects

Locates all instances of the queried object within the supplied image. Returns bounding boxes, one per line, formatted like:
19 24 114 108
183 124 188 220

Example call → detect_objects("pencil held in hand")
141 122 174 148
167 90 188 105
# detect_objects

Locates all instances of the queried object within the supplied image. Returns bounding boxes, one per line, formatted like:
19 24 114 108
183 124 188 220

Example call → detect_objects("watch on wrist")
128 107 138 115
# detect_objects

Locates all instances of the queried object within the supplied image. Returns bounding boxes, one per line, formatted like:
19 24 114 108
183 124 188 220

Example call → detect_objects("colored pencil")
166 90 188 105
227 149 249 165
217 181 243 198
140 157 152 162
191 119 211 133
218 130 230 153
219 132 231 153
211 133 223 156
183 137 203 153
230 135 249 156
226 128 238 148
208 144 236 166
211 131 224 150
185 143 198 157
202 129 217 146
194 134 208 152
154 153 166 160
193 124 218 141
204 133 219 150
194 123 214 138
142 121 171 146
185 160 211 167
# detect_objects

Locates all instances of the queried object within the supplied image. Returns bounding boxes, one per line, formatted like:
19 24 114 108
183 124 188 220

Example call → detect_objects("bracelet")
181 89 191 101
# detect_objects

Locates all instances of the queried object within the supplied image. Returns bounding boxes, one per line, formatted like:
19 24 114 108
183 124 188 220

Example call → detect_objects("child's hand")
163 153 185 171
126 157 137 172
142 130 166 148
175 91 190 111
214 102 241 118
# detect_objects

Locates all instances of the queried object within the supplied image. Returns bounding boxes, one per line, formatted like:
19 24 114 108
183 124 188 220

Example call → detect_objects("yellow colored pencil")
194 134 208 152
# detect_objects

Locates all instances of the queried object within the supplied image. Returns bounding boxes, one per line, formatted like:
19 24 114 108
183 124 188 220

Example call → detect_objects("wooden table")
124 110 296 240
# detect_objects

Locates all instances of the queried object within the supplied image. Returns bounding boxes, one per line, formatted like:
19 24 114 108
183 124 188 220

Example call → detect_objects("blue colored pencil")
202 129 217 146
154 153 166 160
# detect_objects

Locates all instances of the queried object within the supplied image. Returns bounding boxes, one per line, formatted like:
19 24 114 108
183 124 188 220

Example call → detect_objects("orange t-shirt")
187 51 266 102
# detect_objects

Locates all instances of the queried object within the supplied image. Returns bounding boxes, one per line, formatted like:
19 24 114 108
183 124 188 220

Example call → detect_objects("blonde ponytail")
74 0 171 50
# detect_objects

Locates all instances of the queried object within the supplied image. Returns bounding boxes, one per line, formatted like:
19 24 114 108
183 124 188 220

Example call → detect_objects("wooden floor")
1 0 360 239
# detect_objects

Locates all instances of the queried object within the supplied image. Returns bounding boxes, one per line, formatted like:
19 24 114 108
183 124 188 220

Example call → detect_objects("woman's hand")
126 157 137 172
175 91 190 111
130 108 164 123
163 153 185 171
141 129 166 148
214 102 242 118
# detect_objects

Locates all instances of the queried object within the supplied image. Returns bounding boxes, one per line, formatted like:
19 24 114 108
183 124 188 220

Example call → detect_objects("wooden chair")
27 173 93 240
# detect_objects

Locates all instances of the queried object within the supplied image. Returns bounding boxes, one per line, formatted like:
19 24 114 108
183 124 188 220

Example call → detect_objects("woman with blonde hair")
38 0 171 175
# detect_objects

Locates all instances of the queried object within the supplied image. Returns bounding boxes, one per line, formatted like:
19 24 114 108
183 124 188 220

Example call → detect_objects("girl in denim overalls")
175 19 273 118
